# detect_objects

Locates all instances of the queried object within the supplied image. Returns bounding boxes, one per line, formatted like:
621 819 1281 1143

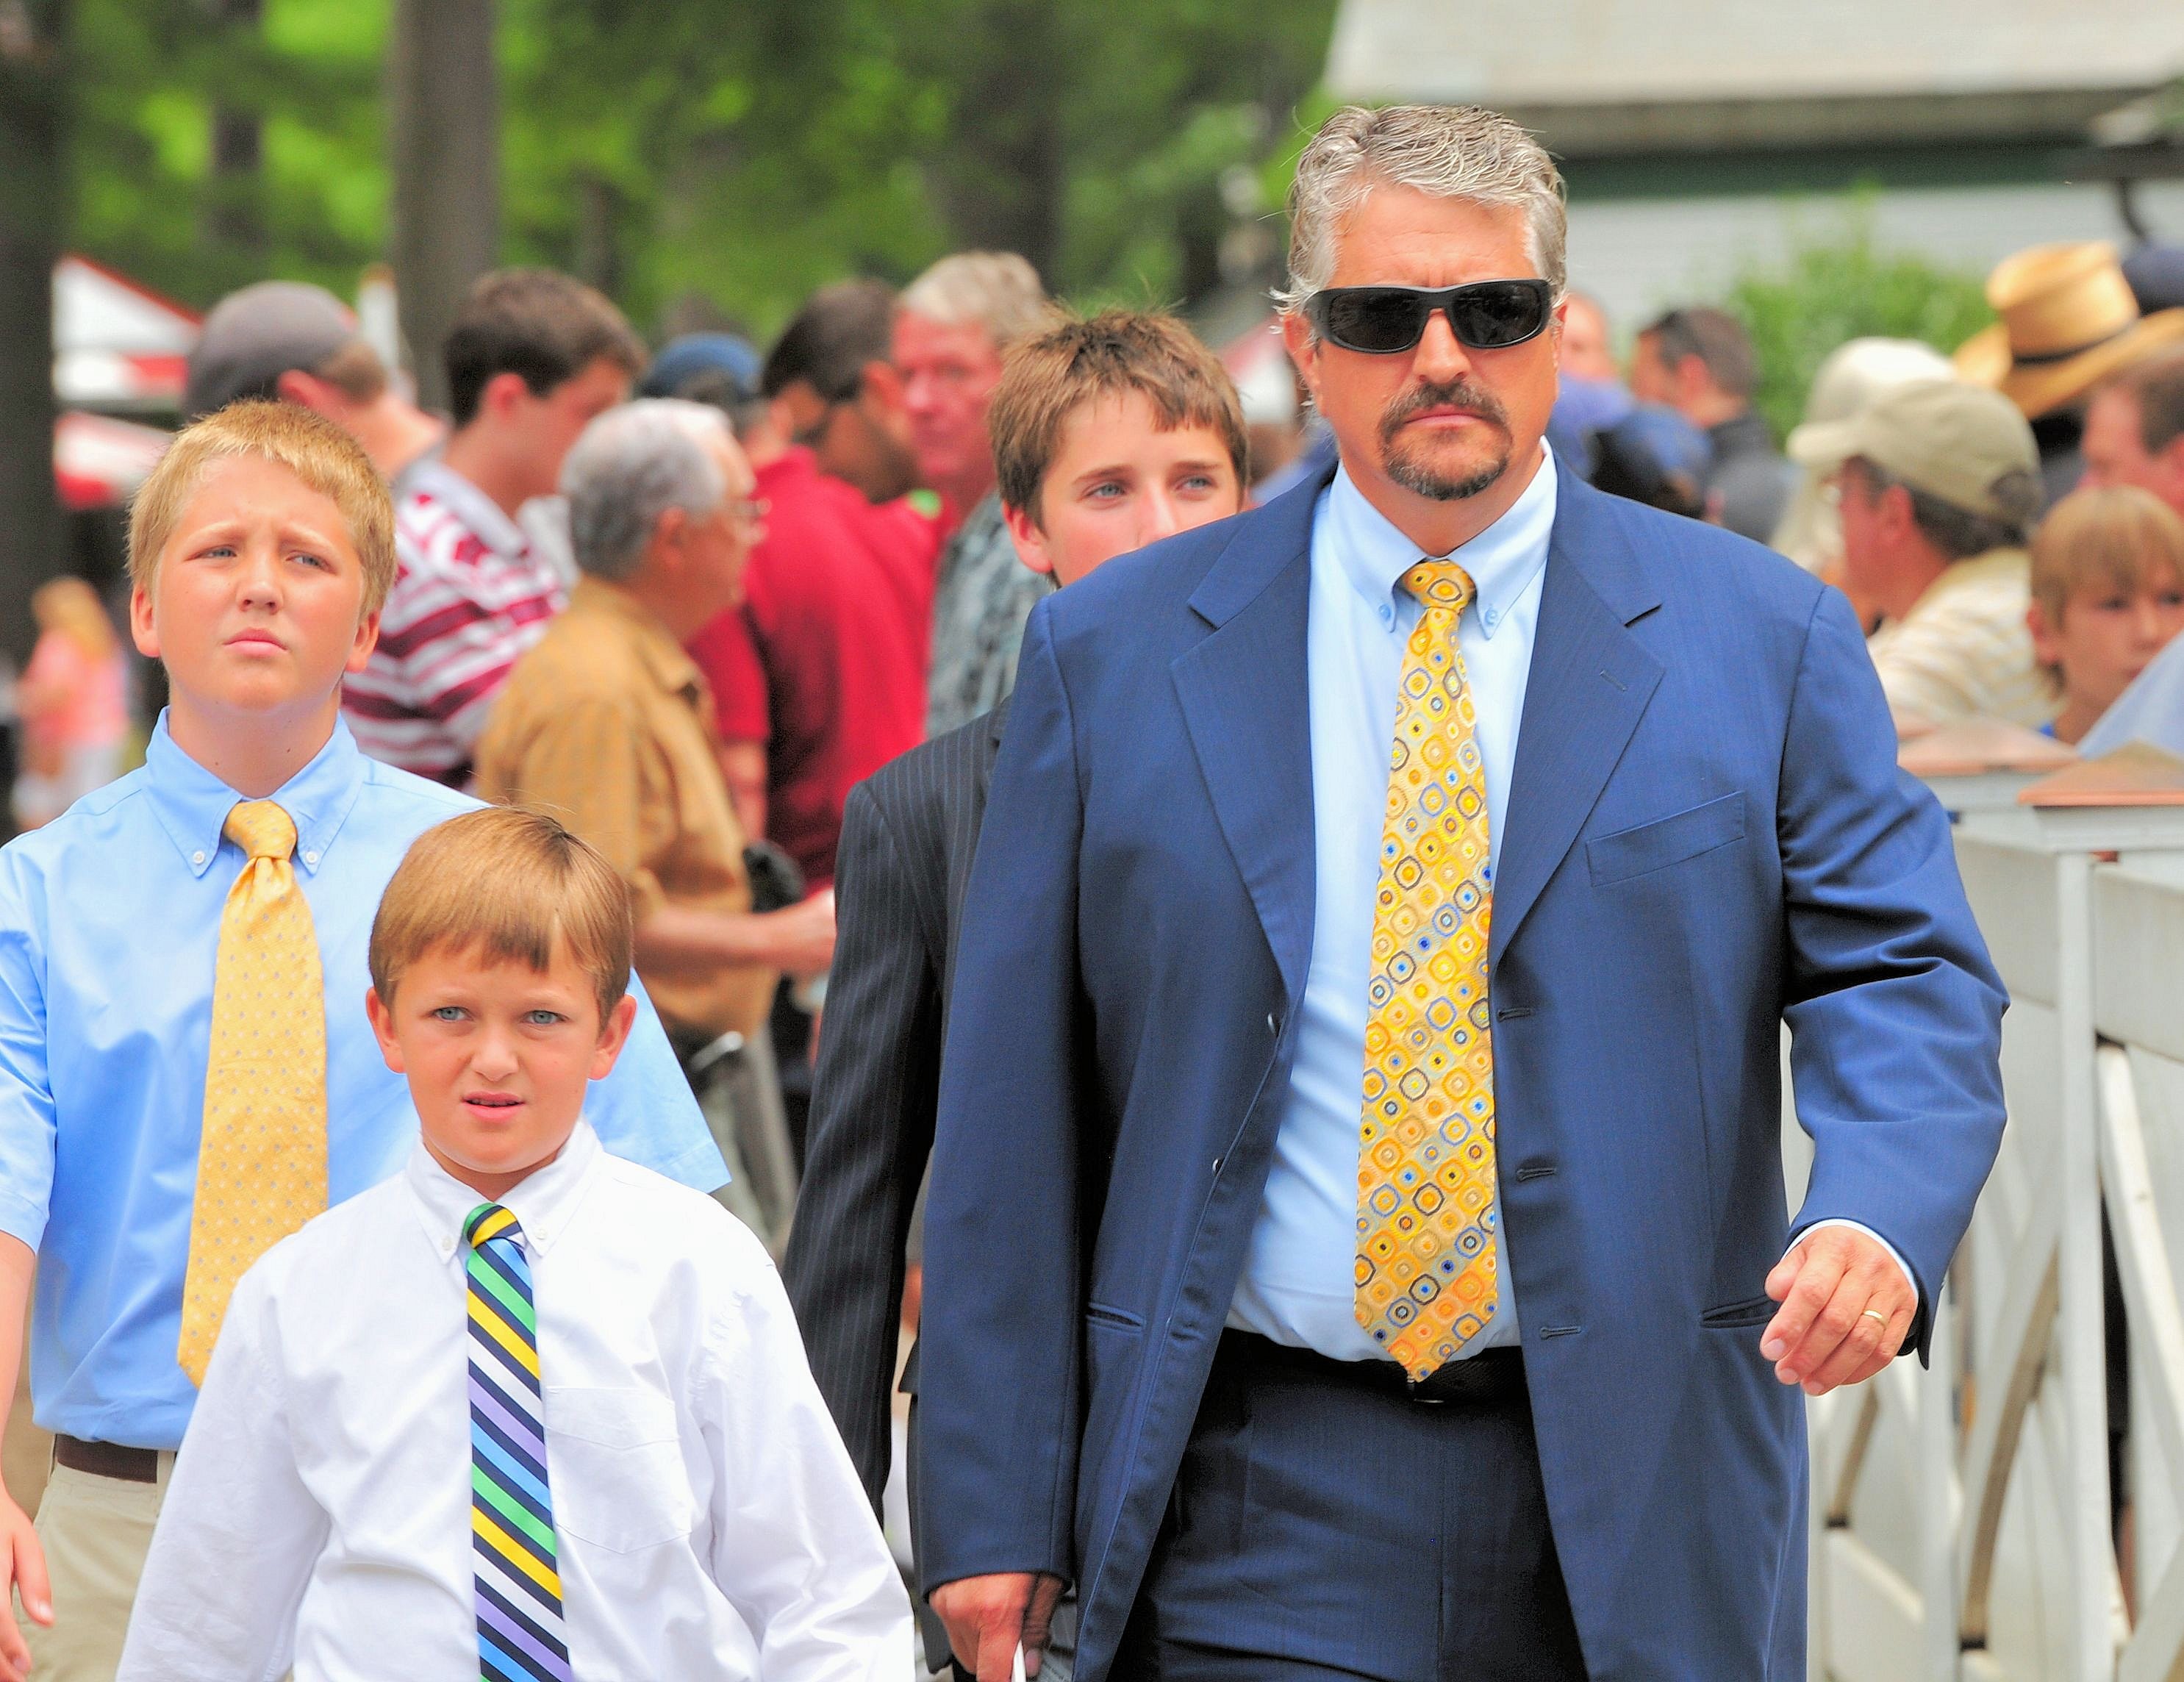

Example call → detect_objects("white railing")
1808 747 2184 1682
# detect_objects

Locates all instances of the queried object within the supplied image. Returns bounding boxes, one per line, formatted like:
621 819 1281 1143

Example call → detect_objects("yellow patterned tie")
176 801 328 1384
1356 559 1498 1381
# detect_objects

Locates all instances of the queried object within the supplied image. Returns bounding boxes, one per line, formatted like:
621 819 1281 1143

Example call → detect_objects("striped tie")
465 1203 571 1682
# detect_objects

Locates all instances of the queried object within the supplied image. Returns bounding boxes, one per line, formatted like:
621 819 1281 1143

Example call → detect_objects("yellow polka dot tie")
176 800 328 1385
1355 559 1498 1381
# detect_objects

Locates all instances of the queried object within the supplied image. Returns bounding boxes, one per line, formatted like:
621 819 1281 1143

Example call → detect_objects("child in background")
2027 485 2184 744
119 807 909 1681
9 577 128 830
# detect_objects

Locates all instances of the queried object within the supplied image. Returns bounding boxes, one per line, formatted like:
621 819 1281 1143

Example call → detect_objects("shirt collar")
566 576 705 698
405 1117 605 1266
401 457 533 562
142 712 367 879
1325 441 1559 639
1905 547 2026 618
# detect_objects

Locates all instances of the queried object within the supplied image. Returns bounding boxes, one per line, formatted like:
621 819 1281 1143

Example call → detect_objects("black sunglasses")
1305 279 1555 355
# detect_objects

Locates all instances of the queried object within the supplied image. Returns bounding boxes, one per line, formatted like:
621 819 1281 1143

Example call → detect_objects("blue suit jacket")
917 460 2006 1680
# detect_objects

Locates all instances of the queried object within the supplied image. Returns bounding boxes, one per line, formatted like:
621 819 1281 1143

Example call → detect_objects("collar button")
303 850 319 866
190 851 206 866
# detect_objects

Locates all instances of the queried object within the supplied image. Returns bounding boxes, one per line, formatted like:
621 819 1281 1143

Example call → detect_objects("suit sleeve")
1777 584 2008 1356
782 779 942 1513
915 606 1083 1592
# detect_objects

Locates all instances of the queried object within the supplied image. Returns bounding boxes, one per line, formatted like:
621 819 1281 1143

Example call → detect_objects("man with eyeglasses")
475 401 837 1093
685 282 942 892
917 104 2005 1681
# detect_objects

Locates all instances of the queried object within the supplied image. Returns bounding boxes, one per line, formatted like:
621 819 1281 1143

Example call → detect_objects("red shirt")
689 448 943 889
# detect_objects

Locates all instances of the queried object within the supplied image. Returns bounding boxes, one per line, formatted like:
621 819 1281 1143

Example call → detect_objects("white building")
1323 0 2184 328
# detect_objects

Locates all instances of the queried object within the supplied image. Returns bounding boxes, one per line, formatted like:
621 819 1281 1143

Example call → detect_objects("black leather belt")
1217 1328 1528 1406
54 1434 160 1484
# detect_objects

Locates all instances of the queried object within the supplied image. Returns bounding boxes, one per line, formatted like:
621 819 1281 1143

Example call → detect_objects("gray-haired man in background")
895 251 1054 735
474 401 836 1240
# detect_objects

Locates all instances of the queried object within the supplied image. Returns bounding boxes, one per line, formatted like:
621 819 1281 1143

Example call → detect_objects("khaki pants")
16 1454 171 1682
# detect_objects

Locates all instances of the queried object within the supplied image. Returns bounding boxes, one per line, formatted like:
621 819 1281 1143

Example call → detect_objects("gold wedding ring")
1860 1309 1888 1325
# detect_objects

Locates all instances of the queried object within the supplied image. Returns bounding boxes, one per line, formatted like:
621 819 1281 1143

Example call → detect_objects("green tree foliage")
74 0 386 304
1724 201 1994 442
71 0 1337 334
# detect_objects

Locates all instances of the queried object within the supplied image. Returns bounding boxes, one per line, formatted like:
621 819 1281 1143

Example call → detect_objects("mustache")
1380 379 1511 439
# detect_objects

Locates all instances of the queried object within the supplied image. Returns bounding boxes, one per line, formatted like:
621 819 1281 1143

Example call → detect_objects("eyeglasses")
1304 279 1555 356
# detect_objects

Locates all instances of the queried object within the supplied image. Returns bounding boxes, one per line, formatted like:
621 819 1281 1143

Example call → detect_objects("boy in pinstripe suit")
784 309 1249 1678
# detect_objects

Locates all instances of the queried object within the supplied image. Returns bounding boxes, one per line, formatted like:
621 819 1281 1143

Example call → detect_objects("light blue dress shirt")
1226 451 1912 1364
0 715 727 1450
1228 452 1558 1361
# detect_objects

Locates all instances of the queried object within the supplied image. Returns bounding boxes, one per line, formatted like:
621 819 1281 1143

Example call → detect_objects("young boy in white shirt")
118 806 910 1681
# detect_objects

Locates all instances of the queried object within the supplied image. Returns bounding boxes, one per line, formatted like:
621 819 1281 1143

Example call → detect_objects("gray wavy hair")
560 398 731 581
900 251 1050 354
1275 105 1567 318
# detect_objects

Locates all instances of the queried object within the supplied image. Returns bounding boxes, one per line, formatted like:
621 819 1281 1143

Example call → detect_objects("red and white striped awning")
54 409 171 512
54 254 198 413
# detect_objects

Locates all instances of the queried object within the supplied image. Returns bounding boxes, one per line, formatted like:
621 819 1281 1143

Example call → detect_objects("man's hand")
1762 1226 1917 1396
931 1570 1064 1681
0 1485 49 1682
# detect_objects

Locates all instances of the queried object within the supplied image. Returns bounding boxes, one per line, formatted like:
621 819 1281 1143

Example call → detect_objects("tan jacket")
476 579 774 1042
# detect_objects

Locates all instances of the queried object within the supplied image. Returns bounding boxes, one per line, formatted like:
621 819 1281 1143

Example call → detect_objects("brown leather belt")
1217 1328 1529 1406
54 1434 160 1484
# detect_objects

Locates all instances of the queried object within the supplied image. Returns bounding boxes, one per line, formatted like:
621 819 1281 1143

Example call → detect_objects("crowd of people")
0 92 2181 1681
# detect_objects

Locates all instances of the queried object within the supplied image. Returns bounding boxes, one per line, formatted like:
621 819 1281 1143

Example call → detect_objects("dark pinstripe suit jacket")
782 699 1009 1509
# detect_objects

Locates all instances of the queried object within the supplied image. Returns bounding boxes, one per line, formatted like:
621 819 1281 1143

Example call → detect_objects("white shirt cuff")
1791 1219 1921 1310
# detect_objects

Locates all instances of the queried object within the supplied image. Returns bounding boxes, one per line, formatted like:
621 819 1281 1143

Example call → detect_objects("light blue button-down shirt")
1228 452 1558 1361
0 716 727 1450
1226 451 1911 1363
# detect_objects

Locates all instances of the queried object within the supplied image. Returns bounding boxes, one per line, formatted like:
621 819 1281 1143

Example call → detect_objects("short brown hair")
989 309 1248 525
2104 348 2184 457
310 337 390 404
2030 484 2184 683
444 268 645 429
369 806 636 1023
127 399 396 615
1644 307 1758 400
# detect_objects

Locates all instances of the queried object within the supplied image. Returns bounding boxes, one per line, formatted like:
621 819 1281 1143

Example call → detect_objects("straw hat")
1954 243 2184 420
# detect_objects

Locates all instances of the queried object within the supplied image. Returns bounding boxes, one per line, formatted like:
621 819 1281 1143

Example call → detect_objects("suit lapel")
976 695 1010 806
1170 476 1326 1004
1490 473 1665 965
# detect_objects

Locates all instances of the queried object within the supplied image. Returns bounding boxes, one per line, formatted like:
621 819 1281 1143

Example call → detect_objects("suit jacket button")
1267 1012 1280 1035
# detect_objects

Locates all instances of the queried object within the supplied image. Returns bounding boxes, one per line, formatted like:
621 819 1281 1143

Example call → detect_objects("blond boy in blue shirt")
0 403 722 1681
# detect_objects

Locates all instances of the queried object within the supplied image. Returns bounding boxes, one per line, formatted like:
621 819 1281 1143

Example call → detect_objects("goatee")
1380 379 1511 502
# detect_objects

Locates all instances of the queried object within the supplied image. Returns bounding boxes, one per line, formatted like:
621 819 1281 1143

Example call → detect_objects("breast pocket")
1586 792 1747 886
545 1386 695 1553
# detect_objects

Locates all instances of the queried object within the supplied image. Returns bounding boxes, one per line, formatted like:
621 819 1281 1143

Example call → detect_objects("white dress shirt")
1226 449 1913 1364
118 1121 912 1681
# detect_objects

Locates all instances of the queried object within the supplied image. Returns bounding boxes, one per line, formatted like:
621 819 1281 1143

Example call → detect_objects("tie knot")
465 1203 523 1252
223 800 298 862
1403 559 1476 616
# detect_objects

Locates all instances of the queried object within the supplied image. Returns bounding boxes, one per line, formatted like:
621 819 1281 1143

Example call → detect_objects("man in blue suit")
917 104 2007 1681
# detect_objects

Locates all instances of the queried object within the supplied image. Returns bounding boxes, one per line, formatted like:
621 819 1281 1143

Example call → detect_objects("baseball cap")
185 281 367 418
1788 379 2039 523
639 333 764 404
